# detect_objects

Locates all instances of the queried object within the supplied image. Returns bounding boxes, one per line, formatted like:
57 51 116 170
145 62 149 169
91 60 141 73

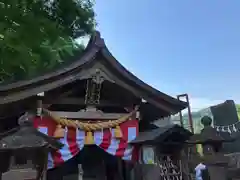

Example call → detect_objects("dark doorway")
47 145 121 180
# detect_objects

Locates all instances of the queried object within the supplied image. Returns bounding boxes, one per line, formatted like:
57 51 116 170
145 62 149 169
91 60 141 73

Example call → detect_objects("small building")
130 124 192 180
0 115 63 180
0 31 187 180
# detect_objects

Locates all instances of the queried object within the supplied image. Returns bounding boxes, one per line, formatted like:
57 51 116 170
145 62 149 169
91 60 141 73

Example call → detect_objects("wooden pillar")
123 161 133 180
117 159 124 180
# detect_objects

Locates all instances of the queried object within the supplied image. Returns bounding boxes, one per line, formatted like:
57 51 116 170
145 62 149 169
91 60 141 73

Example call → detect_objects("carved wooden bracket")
78 67 115 84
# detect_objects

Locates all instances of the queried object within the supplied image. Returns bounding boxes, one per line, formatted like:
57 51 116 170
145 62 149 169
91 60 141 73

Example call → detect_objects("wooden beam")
50 110 128 120
45 97 130 107
59 89 78 97
0 75 77 104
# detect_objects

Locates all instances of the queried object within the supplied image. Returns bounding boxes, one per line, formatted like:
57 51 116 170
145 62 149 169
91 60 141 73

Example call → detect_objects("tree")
0 0 96 83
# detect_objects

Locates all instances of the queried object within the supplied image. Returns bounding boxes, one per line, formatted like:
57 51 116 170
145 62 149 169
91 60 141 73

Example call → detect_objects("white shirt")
195 163 206 180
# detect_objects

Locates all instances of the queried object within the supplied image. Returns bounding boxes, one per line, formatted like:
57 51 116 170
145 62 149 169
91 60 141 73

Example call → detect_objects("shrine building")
0 31 188 180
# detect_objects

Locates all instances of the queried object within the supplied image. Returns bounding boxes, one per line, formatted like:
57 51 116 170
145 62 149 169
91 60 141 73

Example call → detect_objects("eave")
0 31 187 117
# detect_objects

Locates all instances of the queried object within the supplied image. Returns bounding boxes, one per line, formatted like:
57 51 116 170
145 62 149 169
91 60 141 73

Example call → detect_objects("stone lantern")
0 114 63 180
187 116 235 180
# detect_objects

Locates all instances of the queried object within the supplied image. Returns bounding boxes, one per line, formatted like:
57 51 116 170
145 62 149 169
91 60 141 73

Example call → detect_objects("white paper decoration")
227 126 231 133
214 122 240 134
233 124 237 132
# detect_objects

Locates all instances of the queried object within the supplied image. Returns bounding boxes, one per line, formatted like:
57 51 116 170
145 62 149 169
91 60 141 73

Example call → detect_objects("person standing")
195 162 210 180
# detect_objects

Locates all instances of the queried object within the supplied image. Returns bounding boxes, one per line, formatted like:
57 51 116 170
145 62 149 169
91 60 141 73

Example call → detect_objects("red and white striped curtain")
33 116 138 169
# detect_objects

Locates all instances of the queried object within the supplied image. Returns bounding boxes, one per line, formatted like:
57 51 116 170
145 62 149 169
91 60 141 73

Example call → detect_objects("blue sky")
92 0 240 111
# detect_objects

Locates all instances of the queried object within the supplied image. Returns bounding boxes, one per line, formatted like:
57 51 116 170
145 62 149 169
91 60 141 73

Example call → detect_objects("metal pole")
177 94 194 133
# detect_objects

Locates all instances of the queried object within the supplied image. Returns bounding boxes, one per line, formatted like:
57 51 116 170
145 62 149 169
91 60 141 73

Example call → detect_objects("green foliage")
235 104 240 120
0 0 96 83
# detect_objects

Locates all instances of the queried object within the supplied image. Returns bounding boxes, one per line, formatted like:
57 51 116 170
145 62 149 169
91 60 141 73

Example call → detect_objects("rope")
42 106 138 131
